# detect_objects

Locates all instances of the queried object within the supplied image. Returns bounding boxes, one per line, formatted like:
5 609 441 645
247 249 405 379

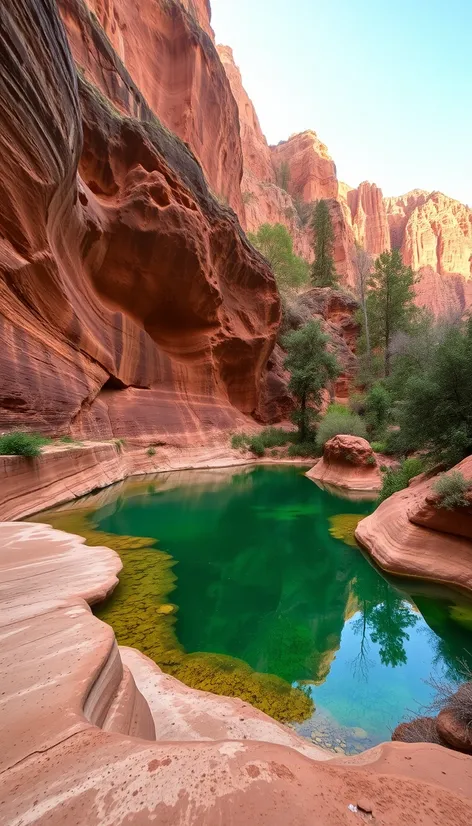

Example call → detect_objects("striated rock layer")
384 190 472 316
0 0 279 440
1 519 472 824
356 457 472 594
61 0 242 212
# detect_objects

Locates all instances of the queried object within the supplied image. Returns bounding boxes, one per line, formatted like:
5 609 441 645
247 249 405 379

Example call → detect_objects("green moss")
38 509 313 724
0 432 51 458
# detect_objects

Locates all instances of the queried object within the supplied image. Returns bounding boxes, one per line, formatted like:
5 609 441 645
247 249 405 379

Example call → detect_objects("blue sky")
211 0 471 205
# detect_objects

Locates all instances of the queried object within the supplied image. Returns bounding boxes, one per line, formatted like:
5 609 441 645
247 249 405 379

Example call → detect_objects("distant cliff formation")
218 46 471 317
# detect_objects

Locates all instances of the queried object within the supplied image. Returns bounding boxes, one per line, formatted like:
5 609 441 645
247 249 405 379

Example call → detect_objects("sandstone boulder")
356 456 472 593
307 435 381 493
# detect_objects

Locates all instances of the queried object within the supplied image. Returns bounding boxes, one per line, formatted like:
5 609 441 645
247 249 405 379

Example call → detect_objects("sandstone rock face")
410 489 472 541
347 182 390 257
261 288 360 420
384 190 472 316
0 0 279 439
307 435 381 493
270 131 338 203
356 456 472 593
290 288 360 399
61 0 242 212
437 708 472 754
217 45 274 186
257 343 294 423
218 45 312 259
2 519 472 825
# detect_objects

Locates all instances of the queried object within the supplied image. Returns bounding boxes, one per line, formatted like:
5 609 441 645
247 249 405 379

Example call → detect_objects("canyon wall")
60 0 243 214
217 47 471 316
384 190 472 316
0 0 279 439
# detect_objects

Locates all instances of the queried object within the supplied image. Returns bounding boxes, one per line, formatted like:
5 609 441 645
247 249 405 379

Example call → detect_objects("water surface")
32 465 472 752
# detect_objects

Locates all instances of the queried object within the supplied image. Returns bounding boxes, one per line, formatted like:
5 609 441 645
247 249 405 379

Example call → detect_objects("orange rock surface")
2 519 472 825
347 181 390 257
0 0 279 440
60 0 242 212
307 435 381 493
270 131 338 203
384 190 472 316
356 457 472 593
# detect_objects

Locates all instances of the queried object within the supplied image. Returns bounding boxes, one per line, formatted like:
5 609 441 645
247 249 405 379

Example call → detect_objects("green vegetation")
0 431 51 458
311 200 338 288
248 224 310 291
231 433 246 450
231 427 295 457
282 320 340 441
364 249 416 377
147 446 156 457
395 319 472 466
316 410 367 451
364 382 391 439
378 458 425 503
433 471 470 510
287 439 318 458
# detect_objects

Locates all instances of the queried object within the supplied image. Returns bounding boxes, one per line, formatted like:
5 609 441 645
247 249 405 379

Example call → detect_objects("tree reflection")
351 566 418 670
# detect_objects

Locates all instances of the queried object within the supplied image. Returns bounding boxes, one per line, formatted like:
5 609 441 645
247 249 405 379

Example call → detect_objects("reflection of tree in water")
369 593 418 666
351 564 418 673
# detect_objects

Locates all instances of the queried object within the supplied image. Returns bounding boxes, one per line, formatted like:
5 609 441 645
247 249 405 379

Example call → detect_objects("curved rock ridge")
0 0 279 439
60 0 241 211
356 457 472 593
307 435 381 493
1 520 472 824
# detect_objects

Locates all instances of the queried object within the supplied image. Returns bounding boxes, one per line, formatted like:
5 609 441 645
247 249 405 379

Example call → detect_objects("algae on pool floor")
31 465 472 744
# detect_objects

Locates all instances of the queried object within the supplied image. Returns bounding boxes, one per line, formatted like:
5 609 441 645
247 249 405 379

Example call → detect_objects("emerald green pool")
34 465 472 752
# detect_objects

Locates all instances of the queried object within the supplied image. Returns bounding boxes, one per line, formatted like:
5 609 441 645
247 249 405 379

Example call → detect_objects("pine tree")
282 320 339 441
311 199 338 287
367 249 416 376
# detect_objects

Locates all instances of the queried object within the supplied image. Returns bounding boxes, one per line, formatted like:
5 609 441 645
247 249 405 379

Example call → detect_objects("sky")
211 0 471 205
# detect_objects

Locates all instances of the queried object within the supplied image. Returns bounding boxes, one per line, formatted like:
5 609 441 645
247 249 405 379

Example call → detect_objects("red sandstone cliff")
60 0 243 214
384 190 472 316
347 182 390 257
217 45 471 316
0 0 279 439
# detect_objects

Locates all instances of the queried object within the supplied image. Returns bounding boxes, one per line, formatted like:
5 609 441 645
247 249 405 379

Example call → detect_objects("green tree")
282 320 340 441
398 318 472 465
248 223 309 291
311 199 338 288
366 249 416 376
